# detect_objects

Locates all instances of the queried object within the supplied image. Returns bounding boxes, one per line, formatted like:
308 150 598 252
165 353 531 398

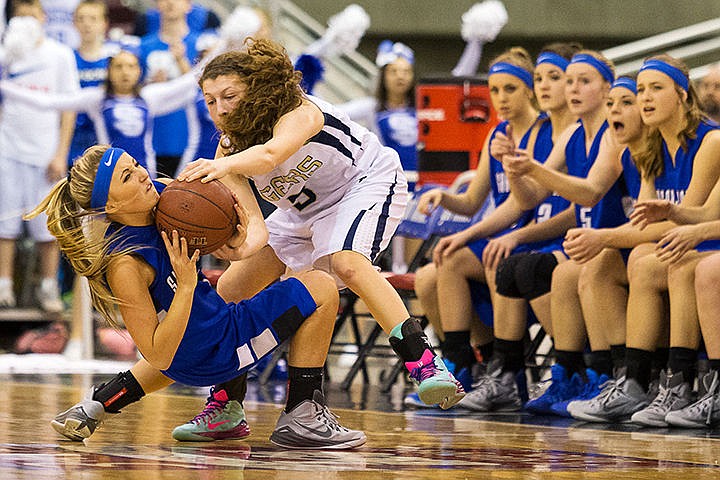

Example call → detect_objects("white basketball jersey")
252 95 399 217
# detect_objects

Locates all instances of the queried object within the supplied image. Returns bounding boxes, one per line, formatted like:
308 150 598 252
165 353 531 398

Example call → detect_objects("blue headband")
638 59 689 92
488 62 533 89
611 77 637 95
536 52 569 71
90 147 125 210
569 53 615 84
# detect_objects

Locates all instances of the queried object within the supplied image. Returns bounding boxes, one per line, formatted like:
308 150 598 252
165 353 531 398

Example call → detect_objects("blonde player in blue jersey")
34 145 367 449
176 38 465 435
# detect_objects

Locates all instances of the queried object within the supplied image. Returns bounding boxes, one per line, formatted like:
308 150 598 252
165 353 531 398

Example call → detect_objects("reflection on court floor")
1 375 720 480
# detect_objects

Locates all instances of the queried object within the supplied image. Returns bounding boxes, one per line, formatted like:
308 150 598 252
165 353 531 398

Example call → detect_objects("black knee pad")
514 252 559 300
495 252 532 298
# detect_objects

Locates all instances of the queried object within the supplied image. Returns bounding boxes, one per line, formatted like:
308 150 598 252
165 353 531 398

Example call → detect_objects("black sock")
626 348 653 391
610 344 626 373
93 370 145 413
477 341 494 363
286 367 323 413
708 359 720 372
555 350 586 377
389 318 434 363
494 338 524 374
216 373 248 403
442 330 476 371
668 347 698 382
650 347 670 382
587 350 613 377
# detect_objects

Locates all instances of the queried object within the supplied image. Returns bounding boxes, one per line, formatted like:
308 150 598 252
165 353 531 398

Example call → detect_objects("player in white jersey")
0 1 79 312
174 39 464 446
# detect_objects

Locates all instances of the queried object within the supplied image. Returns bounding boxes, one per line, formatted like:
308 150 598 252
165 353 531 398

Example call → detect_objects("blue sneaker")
550 369 610 417
525 364 583 415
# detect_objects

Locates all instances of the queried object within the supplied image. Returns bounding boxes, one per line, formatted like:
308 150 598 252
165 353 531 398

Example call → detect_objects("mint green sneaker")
172 388 250 441
406 349 466 409
389 319 465 409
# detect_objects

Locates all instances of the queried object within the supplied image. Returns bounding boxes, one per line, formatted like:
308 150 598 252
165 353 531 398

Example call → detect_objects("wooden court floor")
1 374 720 479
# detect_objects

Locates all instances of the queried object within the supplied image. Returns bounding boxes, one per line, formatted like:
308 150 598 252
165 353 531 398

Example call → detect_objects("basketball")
155 179 238 255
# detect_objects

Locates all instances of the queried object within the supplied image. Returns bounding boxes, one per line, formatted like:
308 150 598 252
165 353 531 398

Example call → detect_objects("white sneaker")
37 278 64 313
0 277 16 308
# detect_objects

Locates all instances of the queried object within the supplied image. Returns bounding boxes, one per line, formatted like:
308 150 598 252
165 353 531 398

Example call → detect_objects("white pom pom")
220 6 262 49
146 50 181 80
461 0 508 43
308 4 370 57
3 16 43 63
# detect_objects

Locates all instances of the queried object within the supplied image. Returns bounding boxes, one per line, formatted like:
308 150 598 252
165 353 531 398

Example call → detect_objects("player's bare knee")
667 260 695 286
297 270 338 310
414 264 436 298
695 257 720 291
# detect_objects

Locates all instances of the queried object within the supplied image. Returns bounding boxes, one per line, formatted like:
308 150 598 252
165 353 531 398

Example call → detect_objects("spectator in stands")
139 0 203 178
40 0 80 47
698 63 720 123
0 49 205 177
133 0 220 37
0 0 79 312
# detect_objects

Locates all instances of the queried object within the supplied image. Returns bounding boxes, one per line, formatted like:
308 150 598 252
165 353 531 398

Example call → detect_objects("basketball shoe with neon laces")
172 388 250 441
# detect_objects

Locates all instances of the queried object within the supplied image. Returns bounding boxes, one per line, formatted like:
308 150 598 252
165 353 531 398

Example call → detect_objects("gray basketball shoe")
665 370 720 428
569 375 649 423
631 370 693 427
457 360 522 412
270 390 367 449
51 396 106 441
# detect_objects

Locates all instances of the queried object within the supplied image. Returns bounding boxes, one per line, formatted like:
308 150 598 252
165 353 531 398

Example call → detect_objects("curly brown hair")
199 39 304 152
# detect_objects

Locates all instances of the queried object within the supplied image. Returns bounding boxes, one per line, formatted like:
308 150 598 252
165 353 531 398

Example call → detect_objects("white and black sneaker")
270 390 366 449
51 397 106 441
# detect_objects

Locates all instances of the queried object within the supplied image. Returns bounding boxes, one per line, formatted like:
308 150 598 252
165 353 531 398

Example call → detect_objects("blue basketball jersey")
565 121 627 229
655 120 718 203
533 118 572 225
105 181 316 385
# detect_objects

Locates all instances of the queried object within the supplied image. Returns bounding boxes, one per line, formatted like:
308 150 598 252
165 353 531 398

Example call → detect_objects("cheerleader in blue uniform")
569 55 720 425
34 145 366 449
